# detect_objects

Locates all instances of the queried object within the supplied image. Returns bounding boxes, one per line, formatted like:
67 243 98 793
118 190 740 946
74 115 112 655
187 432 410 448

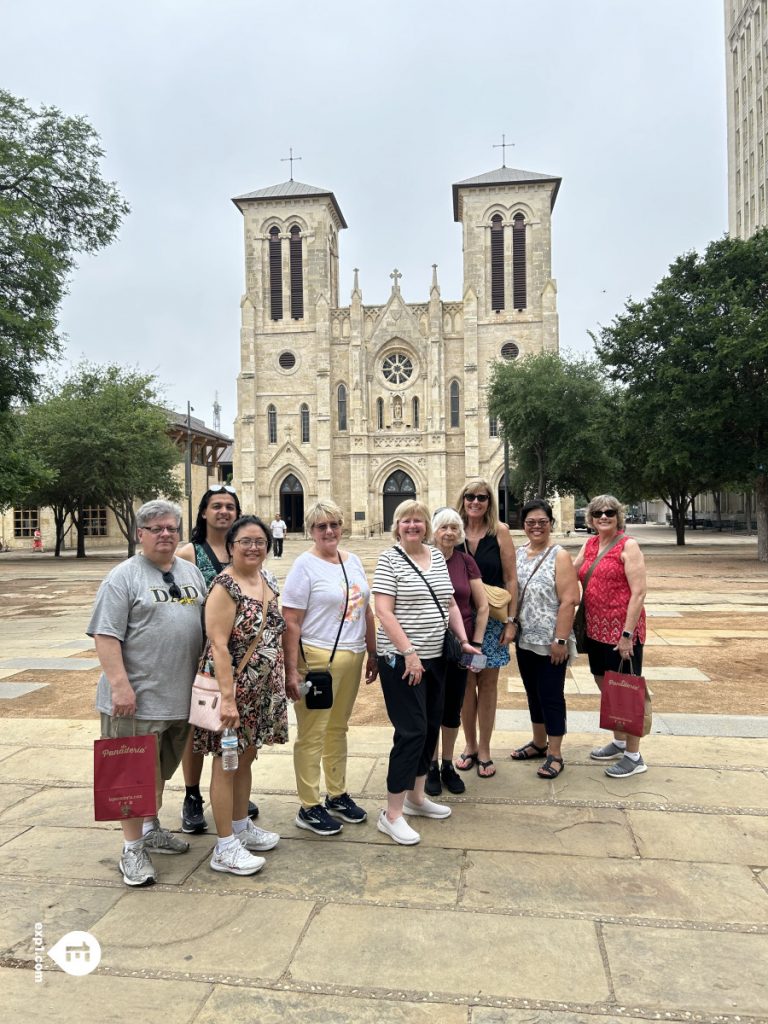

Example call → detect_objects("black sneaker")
248 800 259 819
181 793 208 834
424 762 442 796
295 804 343 835
441 761 466 794
325 793 367 823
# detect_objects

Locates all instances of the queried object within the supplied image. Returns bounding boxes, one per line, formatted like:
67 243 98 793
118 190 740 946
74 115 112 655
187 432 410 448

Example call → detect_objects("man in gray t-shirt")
88 500 205 887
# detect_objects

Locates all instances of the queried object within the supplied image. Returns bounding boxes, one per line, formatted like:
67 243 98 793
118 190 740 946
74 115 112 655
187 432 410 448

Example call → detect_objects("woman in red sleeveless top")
573 495 648 778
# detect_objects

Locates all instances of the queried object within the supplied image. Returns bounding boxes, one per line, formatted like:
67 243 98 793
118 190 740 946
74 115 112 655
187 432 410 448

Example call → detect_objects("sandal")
537 755 564 779
510 741 548 761
477 759 496 778
455 752 479 771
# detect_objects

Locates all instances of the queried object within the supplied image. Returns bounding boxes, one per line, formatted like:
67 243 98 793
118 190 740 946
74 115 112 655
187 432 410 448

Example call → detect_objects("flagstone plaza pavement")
1 530 767 1022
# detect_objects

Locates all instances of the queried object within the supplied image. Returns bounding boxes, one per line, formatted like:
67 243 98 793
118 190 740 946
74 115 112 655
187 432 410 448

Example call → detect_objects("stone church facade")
233 166 561 534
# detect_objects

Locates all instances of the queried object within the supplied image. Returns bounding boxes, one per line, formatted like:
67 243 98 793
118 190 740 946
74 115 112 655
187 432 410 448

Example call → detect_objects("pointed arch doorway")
280 474 304 532
382 470 416 531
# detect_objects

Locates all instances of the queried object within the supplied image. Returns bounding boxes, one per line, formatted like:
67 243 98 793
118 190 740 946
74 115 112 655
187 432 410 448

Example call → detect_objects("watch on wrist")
554 638 566 646
621 630 632 639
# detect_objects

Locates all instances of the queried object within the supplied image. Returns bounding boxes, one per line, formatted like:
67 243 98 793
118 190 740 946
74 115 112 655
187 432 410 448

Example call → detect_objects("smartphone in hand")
460 652 487 671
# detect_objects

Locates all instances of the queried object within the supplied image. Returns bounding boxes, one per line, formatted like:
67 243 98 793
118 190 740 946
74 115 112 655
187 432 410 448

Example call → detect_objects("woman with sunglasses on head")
193 515 288 875
176 485 260 832
510 499 579 778
454 479 518 778
573 495 648 778
282 500 378 836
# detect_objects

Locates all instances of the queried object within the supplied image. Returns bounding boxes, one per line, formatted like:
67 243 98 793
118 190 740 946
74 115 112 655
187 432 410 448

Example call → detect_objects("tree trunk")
714 491 722 531
53 506 67 557
690 495 697 530
73 502 87 558
757 474 768 562
669 492 688 546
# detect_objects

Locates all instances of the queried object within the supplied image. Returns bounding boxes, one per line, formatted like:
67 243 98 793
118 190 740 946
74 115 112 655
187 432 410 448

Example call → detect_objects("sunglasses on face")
464 493 490 503
594 509 618 518
313 521 342 531
209 484 237 495
142 524 180 535
524 519 550 528
161 571 183 600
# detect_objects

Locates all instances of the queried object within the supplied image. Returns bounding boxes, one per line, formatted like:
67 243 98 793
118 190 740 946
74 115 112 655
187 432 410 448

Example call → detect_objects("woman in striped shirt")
372 500 479 846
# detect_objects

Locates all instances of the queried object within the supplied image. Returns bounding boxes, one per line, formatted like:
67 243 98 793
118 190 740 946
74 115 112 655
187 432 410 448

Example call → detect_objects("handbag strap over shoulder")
393 546 448 627
235 579 275 675
581 535 623 595
516 545 554 618
299 555 349 670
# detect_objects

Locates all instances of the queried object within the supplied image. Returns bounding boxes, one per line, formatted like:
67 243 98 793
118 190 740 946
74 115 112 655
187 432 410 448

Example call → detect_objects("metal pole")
185 401 193 539
503 435 510 526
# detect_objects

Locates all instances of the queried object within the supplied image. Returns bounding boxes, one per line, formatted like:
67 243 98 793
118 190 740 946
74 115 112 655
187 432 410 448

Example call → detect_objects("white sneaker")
237 820 280 852
403 796 452 819
210 841 265 875
376 809 420 845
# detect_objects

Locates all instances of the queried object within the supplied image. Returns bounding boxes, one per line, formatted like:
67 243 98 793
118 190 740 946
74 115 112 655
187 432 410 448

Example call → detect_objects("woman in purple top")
425 508 489 797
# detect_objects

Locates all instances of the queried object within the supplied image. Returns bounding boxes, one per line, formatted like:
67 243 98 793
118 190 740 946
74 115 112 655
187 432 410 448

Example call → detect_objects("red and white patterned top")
577 534 646 645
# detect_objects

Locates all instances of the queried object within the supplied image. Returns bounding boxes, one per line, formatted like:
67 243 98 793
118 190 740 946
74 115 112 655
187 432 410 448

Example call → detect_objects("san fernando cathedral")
232 163 562 534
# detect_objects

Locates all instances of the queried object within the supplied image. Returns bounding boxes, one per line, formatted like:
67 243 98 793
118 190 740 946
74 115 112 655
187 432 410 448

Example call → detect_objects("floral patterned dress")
193 571 288 756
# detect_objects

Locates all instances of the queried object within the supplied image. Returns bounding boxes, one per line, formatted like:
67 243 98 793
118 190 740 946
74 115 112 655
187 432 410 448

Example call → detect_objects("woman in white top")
282 500 378 837
372 499 478 846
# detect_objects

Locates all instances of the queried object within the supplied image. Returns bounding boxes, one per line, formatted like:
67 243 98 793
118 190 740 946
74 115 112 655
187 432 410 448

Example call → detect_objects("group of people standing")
89 481 647 885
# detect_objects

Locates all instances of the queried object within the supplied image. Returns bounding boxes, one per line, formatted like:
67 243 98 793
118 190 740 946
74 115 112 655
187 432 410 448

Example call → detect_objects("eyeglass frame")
312 521 342 531
464 493 490 503
232 537 268 549
208 484 237 495
140 524 180 535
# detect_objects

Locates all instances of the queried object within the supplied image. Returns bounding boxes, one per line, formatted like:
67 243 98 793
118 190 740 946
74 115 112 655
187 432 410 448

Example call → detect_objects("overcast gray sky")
3 0 727 437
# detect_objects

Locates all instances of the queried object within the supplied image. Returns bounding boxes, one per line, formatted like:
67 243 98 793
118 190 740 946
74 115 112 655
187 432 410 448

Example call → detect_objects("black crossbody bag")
299 556 349 709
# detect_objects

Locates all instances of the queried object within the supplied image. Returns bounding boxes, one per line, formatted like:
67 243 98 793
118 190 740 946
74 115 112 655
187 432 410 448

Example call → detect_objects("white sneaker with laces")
238 820 280 852
376 809 420 845
403 796 452 819
210 841 265 875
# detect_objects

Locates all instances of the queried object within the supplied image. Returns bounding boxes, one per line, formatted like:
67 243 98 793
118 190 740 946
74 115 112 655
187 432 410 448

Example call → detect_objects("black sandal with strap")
510 741 548 761
537 755 564 779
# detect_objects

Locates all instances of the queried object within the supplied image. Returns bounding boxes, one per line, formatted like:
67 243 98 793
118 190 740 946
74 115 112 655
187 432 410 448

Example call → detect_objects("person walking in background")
573 495 648 778
455 479 517 779
282 500 378 836
270 512 287 558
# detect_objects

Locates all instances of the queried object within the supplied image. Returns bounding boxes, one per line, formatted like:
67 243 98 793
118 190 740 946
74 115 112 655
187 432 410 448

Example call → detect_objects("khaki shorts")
100 715 190 806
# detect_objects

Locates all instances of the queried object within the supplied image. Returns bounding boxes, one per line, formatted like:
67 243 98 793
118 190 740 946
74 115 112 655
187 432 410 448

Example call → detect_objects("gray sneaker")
119 844 156 887
605 754 647 778
590 741 625 761
142 817 190 854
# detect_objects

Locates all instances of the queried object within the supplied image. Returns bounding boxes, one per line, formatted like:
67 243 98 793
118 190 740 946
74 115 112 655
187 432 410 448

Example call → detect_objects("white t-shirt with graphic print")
281 550 370 653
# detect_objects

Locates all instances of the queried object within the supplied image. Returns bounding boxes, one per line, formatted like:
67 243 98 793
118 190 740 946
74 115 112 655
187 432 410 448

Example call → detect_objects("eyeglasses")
594 509 618 518
464 493 490 503
142 525 180 535
313 521 342 531
233 537 268 549
209 484 237 495
161 571 182 600
524 519 550 528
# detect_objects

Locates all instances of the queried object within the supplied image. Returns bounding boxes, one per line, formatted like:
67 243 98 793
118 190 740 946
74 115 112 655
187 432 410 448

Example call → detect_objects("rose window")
382 352 413 385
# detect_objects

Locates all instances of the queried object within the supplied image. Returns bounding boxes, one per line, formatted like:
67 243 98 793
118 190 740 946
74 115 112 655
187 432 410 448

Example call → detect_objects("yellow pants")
293 643 365 808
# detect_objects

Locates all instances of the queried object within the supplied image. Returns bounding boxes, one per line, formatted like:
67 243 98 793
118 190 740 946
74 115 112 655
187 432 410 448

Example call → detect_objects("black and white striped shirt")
372 545 453 659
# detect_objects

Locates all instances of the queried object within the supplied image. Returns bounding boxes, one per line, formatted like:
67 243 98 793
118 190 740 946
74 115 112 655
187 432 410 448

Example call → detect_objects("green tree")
0 89 129 411
488 352 621 502
594 232 767 556
17 364 182 557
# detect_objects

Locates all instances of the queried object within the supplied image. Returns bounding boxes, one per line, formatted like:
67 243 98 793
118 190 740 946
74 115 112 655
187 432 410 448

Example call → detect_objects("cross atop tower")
493 133 514 168
281 147 302 181
390 268 402 293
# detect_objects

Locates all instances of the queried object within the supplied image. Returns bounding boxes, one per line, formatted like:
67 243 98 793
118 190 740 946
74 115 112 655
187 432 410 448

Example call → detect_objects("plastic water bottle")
221 729 239 772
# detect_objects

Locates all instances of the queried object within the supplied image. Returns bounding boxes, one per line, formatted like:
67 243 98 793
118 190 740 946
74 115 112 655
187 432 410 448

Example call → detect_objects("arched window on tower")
269 227 283 321
490 214 505 312
267 404 277 444
300 403 310 443
289 224 303 319
512 213 527 310
449 380 460 428
337 384 347 431
412 396 419 428
376 397 384 430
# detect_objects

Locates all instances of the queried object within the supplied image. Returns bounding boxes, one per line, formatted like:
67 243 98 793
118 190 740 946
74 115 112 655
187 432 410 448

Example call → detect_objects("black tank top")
457 532 504 588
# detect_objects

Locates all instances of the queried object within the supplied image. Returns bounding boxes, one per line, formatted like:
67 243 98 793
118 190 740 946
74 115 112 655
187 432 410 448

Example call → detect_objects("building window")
289 224 303 320
82 506 108 536
267 404 277 444
412 396 419 428
512 213 527 310
382 352 413 384
501 341 520 360
490 214 504 312
300 403 310 444
449 380 460 428
489 415 499 438
278 351 296 370
14 507 39 538
269 227 282 321
337 384 347 431
376 397 384 429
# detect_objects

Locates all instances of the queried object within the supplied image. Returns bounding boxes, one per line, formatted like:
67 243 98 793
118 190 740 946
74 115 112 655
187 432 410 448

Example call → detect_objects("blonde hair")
431 507 465 544
456 478 499 536
304 499 344 533
586 494 625 531
391 500 433 543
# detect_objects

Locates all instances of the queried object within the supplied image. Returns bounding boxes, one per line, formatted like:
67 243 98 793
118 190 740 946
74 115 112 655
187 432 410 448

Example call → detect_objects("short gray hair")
432 507 465 544
136 500 182 529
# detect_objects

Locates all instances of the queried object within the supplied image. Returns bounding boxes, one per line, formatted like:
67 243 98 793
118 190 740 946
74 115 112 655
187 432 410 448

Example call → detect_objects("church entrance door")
280 474 304 533
382 470 416 531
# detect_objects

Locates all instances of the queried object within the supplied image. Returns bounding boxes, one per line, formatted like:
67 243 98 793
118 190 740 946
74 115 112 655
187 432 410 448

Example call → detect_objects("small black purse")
300 556 349 710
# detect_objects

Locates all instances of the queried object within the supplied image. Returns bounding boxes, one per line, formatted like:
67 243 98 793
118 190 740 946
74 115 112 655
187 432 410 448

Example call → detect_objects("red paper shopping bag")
600 668 651 738
93 733 158 820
